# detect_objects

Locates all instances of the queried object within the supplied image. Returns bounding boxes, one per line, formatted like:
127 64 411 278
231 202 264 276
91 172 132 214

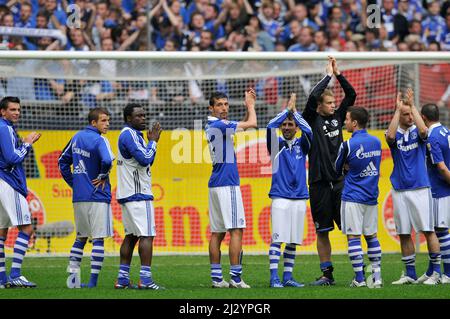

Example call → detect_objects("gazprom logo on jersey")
72 142 91 158
356 144 381 159
396 140 419 152
73 160 87 175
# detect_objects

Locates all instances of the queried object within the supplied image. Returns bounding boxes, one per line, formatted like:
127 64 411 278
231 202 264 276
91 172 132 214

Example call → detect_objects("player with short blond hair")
303 57 357 286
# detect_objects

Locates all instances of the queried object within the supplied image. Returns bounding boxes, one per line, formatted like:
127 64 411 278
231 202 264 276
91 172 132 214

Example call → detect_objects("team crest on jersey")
272 233 279 241
331 119 338 127
239 218 245 225
221 120 230 125
294 145 301 154
411 131 417 139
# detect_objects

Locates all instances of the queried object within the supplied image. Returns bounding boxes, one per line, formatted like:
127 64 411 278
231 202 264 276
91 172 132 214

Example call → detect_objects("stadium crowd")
0 0 449 122
0 0 448 53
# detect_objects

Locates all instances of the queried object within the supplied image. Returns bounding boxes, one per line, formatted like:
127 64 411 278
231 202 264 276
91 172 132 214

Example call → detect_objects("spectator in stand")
217 0 252 35
187 11 206 49
343 40 358 51
397 41 409 51
293 3 319 31
379 25 395 49
280 19 302 49
393 0 410 42
328 5 348 31
409 19 422 37
396 0 424 22
44 0 67 32
442 13 450 51
314 29 335 52
246 15 274 51
288 26 317 52
428 40 441 51
381 0 397 39
422 0 446 46
204 3 226 44
308 1 325 30
257 0 282 43
14 2 35 28
327 20 346 49
199 30 214 51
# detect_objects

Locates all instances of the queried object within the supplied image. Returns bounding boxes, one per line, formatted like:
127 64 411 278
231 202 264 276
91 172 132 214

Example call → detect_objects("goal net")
1 51 449 256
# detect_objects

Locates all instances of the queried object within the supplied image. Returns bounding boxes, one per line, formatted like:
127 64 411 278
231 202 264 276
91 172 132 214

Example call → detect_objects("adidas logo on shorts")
360 162 378 177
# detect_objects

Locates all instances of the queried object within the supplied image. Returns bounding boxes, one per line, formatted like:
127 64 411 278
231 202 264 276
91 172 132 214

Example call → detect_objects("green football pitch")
0 253 448 299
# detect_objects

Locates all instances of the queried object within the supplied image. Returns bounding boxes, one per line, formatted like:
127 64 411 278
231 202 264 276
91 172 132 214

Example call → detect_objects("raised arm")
121 127 159 167
266 109 288 155
333 57 357 119
386 92 402 145
302 59 333 122
293 111 312 153
405 88 427 139
287 92 312 153
237 88 257 131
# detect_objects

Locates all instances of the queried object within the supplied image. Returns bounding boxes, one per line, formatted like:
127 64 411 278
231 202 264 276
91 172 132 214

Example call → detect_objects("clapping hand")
287 92 297 113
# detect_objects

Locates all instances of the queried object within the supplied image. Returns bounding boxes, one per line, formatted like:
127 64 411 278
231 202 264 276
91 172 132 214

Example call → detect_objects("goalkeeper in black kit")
302 57 357 286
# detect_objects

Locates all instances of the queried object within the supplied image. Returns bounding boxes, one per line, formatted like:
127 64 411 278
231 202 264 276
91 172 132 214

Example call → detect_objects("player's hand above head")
287 92 297 112
405 88 415 107
326 57 333 76
329 56 340 76
245 88 256 108
395 92 403 110
147 122 162 142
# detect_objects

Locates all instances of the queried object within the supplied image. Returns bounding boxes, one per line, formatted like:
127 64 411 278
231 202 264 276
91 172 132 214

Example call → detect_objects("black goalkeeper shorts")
309 180 344 233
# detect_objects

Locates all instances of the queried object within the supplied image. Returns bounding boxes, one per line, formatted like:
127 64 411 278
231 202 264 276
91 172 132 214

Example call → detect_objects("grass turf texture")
0 253 448 299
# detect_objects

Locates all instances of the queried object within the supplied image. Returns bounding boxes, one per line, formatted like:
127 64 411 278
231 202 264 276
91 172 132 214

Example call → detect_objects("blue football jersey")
266 110 313 200
388 125 430 190
336 129 382 205
205 116 240 188
426 123 450 198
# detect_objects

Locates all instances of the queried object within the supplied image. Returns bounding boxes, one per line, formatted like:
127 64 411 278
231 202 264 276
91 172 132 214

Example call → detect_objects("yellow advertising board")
7 129 423 255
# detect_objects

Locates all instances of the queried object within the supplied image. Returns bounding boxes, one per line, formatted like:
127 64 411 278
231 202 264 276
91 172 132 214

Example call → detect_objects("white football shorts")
433 196 450 229
120 200 156 237
271 198 306 245
208 186 246 232
0 178 32 228
73 202 113 239
341 201 378 236
392 188 434 234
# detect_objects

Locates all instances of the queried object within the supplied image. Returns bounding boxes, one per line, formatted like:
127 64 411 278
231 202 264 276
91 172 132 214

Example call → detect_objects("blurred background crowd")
0 0 448 53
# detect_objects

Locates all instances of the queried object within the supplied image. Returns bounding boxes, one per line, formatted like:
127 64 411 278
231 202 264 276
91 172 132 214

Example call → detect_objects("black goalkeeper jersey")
302 74 357 184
